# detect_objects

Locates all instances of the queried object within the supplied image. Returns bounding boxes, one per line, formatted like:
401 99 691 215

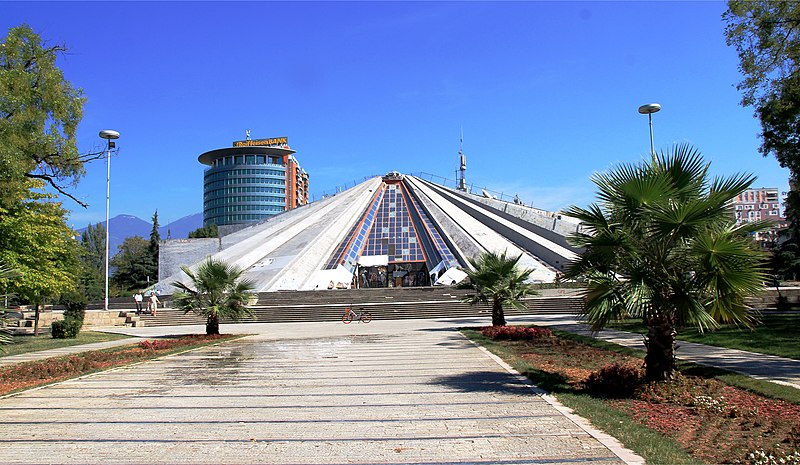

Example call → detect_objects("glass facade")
362 183 425 261
324 176 462 287
325 188 385 271
201 147 293 227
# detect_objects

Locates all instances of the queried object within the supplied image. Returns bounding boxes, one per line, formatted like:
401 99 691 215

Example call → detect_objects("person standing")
148 292 160 316
133 291 143 314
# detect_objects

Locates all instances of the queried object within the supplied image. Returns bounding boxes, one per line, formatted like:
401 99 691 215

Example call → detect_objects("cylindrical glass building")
199 137 308 227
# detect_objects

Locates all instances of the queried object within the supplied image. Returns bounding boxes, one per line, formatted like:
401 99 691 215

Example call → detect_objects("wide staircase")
88 287 585 327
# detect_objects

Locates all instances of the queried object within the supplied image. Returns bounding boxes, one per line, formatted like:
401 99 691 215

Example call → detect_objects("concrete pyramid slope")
159 177 382 293
157 173 581 294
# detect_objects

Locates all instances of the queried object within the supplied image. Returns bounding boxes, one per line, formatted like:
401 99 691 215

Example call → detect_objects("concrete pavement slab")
0 319 641 464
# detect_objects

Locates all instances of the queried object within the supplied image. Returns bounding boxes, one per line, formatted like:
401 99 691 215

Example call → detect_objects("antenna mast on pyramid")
457 126 467 192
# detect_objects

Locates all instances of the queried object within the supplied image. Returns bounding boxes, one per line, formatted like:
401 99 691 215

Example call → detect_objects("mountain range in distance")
77 213 203 256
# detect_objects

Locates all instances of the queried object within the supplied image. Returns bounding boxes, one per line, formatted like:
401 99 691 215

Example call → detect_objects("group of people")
133 291 160 316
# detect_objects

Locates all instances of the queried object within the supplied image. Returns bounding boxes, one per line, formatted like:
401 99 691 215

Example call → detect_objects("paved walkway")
0 315 797 463
3 314 798 389
0 318 642 465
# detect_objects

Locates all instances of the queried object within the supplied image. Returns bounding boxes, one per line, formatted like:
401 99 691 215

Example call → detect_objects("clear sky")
1 1 790 229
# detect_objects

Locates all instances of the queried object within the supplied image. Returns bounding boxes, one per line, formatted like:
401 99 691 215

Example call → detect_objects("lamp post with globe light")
99 130 119 312
638 103 661 156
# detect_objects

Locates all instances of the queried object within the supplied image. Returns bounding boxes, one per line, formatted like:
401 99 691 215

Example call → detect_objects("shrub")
59 291 86 329
50 318 82 339
481 325 553 341
585 363 644 398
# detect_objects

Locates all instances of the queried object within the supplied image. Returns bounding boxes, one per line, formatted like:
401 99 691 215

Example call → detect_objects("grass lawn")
609 313 800 360
462 326 800 465
0 331 132 357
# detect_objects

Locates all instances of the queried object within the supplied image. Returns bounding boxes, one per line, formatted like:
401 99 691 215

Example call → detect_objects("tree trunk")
491 299 506 326
643 316 676 381
206 314 220 335
33 303 40 336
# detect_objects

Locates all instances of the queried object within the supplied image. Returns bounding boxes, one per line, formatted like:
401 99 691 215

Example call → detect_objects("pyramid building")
157 172 582 294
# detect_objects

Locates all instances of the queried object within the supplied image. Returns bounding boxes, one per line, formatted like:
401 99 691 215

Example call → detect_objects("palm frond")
170 258 256 322
568 143 764 336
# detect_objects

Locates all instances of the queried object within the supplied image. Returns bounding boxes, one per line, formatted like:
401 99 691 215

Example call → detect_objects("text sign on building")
232 136 288 148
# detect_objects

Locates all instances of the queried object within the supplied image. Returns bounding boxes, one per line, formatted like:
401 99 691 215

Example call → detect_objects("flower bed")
0 334 237 396
481 325 553 340
467 326 800 465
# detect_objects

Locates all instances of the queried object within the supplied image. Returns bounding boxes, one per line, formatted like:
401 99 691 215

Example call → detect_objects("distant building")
732 187 786 248
158 172 582 290
199 136 309 228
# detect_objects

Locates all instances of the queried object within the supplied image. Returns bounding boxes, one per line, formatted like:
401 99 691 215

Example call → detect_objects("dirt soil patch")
478 327 800 464
0 334 240 396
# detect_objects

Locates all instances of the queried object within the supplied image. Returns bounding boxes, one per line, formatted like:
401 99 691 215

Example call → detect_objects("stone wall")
746 286 800 310
159 238 222 281
83 311 128 327
468 196 585 237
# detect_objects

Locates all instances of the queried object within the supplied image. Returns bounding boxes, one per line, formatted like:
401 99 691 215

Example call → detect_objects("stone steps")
130 292 584 327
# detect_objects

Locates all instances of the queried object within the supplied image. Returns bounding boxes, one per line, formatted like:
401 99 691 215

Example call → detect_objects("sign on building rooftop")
232 136 288 148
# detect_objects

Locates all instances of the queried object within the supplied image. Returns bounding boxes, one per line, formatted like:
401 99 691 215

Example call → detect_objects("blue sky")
1 1 790 229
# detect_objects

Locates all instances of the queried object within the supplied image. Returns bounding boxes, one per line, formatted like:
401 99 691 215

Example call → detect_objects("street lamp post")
638 103 661 156
99 130 120 312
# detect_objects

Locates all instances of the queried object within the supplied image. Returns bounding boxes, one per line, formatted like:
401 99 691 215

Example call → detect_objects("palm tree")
562 144 767 381
458 250 537 326
170 258 256 335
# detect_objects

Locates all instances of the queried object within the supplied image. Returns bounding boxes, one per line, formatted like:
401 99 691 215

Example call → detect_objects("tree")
458 251 537 326
0 181 80 334
0 25 101 208
188 224 219 239
110 236 152 294
725 2 800 274
147 210 160 282
562 144 768 382
170 258 256 335
78 223 105 302
724 1 800 109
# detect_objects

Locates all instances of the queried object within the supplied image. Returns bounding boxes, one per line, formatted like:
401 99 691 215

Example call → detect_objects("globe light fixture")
638 103 661 156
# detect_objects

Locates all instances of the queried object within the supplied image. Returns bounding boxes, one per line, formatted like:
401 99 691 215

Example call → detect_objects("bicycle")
342 305 372 324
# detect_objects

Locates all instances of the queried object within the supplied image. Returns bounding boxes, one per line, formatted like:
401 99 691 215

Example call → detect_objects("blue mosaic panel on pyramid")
362 183 425 262
406 192 459 269
324 187 384 270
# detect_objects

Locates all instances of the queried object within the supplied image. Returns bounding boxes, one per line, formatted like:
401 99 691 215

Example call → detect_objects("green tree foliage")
149 210 160 259
562 144 768 381
110 236 153 294
78 223 105 302
457 251 537 326
724 2 800 277
188 224 219 239
724 1 800 109
147 210 160 281
0 181 81 334
171 259 256 335
0 24 98 208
